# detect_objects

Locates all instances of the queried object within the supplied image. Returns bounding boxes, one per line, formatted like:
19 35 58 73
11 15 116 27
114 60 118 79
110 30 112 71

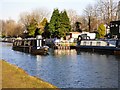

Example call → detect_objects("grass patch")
1 60 59 89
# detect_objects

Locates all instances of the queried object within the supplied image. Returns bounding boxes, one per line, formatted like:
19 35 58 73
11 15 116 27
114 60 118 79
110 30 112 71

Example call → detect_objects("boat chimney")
36 35 42 49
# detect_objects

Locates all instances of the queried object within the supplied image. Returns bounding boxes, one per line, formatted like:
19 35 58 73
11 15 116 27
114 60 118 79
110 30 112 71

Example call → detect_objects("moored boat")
12 36 49 55
76 38 120 55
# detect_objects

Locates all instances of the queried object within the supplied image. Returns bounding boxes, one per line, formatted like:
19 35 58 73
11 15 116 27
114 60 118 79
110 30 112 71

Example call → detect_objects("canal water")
1 42 119 88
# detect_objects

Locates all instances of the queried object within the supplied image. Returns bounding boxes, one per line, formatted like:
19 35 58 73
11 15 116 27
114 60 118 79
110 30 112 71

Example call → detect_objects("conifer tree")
27 18 38 37
49 9 71 38
38 18 48 35
40 18 48 28
59 10 71 38
48 9 60 38
75 21 82 32
42 22 50 38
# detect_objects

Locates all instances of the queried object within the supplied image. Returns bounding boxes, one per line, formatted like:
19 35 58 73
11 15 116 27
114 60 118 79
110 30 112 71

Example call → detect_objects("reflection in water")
52 49 77 56
1 42 119 88
36 55 42 61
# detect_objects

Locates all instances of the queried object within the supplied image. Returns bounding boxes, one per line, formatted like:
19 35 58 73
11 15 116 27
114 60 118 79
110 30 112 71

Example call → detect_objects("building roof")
69 32 81 34
110 20 120 24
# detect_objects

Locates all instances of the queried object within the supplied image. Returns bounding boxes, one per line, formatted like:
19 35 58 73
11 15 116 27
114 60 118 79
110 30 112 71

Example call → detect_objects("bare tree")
31 8 50 23
0 20 8 37
83 0 118 32
67 9 82 31
84 4 98 32
19 8 50 29
14 24 24 37
96 0 118 23
4 20 16 37
79 16 88 31
19 12 32 28
1 19 24 37
0 20 3 37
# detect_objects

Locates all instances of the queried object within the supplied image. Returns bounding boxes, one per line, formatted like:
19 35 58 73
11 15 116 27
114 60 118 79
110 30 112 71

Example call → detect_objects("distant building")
69 32 81 39
110 20 120 39
109 1 120 39
67 32 96 40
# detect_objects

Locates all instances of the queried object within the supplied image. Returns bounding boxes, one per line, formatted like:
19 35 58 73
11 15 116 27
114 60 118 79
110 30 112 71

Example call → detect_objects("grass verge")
1 60 59 89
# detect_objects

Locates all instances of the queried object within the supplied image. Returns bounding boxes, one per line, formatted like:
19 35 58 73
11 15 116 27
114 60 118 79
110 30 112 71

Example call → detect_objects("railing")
80 39 117 47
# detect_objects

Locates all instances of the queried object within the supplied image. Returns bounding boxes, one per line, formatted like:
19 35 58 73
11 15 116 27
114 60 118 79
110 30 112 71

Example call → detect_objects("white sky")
0 0 119 21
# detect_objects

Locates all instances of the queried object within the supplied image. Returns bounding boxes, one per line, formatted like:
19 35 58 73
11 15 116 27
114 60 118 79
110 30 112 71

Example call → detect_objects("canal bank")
1 60 58 89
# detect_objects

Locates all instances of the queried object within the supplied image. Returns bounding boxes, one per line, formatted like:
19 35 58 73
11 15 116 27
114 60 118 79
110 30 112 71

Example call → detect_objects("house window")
110 24 114 27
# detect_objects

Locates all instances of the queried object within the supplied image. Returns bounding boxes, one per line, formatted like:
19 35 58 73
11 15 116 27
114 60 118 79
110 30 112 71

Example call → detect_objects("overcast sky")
0 0 119 21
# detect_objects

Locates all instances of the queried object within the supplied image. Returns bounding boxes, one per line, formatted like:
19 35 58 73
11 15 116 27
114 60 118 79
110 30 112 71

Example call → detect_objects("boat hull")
12 46 49 55
31 47 49 55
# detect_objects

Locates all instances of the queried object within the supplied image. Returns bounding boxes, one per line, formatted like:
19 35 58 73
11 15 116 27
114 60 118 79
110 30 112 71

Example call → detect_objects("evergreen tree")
48 9 60 38
59 10 71 38
34 28 40 37
40 18 50 38
38 18 48 35
40 18 48 29
49 9 71 38
42 23 50 38
27 18 38 37
75 21 82 32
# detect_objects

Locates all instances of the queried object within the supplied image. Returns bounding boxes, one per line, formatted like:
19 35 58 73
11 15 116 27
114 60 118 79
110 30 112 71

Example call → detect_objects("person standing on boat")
77 35 82 46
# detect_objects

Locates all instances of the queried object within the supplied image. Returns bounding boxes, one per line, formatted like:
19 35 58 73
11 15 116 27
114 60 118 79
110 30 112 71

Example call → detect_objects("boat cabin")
12 35 49 55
